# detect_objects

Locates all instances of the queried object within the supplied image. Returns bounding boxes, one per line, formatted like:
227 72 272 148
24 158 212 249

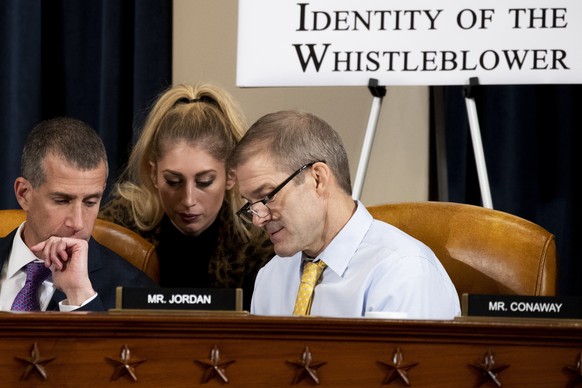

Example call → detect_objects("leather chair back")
367 202 557 297
0 209 159 282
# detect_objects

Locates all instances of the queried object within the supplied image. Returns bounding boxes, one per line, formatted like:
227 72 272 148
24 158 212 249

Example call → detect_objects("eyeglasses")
236 161 324 224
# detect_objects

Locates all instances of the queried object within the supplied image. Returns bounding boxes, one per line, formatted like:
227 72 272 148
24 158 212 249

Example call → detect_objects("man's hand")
30 237 96 306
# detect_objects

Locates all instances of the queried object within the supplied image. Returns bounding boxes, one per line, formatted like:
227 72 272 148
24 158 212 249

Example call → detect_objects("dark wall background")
430 84 581 296
0 0 172 207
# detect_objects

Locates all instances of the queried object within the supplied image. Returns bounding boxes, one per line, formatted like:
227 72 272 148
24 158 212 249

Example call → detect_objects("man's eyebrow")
50 192 75 200
245 183 273 201
50 192 103 200
84 192 103 200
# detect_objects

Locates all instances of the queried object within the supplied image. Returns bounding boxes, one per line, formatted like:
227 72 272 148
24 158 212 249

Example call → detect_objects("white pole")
352 79 386 201
464 78 493 209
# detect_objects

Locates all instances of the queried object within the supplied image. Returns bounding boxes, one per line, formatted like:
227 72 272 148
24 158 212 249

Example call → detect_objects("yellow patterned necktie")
292 260 327 316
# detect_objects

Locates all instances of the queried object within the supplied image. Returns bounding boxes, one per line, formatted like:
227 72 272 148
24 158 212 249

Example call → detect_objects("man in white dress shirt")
0 117 155 311
229 109 461 319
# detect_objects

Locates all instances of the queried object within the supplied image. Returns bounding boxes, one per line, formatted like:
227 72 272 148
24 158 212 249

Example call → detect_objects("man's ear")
14 177 32 211
311 162 331 192
225 168 236 190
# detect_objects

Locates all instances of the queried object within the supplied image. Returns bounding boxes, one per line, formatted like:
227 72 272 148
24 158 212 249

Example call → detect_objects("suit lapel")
86 237 103 273
0 229 18 271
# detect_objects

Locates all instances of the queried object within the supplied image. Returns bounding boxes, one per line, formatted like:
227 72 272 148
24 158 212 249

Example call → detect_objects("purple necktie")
11 262 51 311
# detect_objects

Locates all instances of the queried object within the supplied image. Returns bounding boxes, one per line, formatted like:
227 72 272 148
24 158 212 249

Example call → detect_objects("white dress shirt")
0 223 56 311
0 222 97 311
251 201 461 319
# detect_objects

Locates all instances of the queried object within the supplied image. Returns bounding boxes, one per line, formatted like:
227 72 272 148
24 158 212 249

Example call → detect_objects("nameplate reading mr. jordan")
115 287 242 311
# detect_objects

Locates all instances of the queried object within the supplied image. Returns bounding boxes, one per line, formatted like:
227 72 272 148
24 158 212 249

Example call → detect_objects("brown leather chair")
0 209 159 283
367 202 557 297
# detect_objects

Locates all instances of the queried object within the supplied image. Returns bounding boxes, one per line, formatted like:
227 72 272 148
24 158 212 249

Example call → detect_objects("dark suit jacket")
0 229 157 311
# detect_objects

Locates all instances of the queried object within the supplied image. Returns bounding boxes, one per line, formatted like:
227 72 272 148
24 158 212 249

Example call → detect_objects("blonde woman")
99 83 273 309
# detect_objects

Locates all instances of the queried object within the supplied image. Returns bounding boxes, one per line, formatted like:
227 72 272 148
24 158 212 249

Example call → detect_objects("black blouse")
156 214 220 288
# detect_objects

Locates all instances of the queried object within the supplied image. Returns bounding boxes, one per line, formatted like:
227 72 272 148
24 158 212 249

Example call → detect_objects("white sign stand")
463 77 493 209
352 79 386 201
353 77 493 209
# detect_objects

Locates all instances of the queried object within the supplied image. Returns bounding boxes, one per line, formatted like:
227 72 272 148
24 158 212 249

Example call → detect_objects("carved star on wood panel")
14 342 56 381
377 347 419 386
286 346 327 385
195 345 236 384
106 344 146 382
468 349 509 387
564 352 582 388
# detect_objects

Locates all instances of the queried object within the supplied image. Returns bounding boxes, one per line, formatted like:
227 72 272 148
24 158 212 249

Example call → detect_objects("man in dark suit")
0 117 156 311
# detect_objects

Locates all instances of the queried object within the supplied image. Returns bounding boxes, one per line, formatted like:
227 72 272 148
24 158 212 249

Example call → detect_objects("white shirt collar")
314 200 373 277
7 222 43 279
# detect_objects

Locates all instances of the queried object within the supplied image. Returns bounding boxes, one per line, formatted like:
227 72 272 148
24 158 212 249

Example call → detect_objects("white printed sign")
237 0 582 86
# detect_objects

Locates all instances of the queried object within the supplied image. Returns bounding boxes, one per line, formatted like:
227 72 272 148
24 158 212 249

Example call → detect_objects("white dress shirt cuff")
58 292 99 311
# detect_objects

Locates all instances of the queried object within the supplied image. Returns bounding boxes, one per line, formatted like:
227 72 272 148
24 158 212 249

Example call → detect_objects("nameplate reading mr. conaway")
115 287 242 311
462 294 582 319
